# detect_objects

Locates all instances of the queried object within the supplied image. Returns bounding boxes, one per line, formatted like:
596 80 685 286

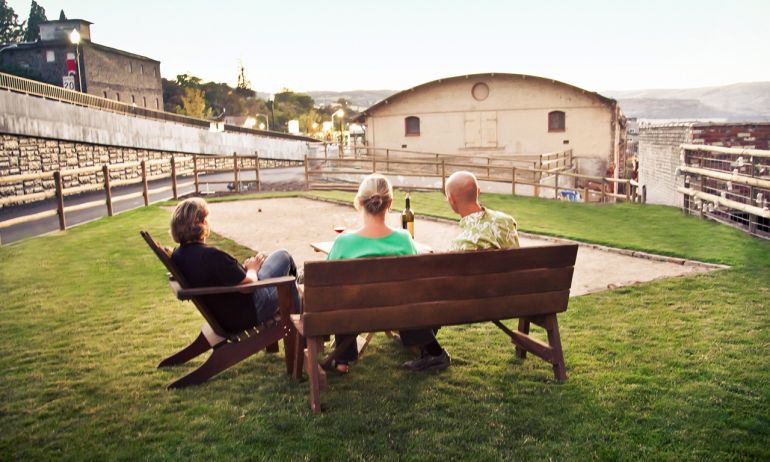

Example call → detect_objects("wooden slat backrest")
301 244 578 336
140 231 231 338
304 244 577 286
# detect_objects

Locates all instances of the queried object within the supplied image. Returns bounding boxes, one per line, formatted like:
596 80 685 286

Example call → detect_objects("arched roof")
360 72 617 118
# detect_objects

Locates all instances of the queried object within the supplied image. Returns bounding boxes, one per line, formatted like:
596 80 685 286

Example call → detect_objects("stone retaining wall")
0 133 278 204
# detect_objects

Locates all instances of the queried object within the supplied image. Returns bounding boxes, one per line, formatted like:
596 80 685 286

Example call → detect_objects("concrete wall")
638 124 691 207
365 75 622 177
0 90 315 158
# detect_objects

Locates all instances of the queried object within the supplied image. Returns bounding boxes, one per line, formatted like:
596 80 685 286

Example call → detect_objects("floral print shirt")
450 207 520 251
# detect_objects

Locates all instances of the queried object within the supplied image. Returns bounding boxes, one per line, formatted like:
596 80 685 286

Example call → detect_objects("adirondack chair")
140 230 303 388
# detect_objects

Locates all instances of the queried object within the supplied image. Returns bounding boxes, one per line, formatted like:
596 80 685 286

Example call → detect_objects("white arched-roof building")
359 73 626 177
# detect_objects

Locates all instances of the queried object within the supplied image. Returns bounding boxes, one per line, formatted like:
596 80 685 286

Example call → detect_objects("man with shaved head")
445 171 520 251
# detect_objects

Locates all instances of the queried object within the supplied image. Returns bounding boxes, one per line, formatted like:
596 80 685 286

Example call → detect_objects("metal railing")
0 72 320 142
679 144 770 238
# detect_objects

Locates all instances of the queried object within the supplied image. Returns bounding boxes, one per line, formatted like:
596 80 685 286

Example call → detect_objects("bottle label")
407 221 414 238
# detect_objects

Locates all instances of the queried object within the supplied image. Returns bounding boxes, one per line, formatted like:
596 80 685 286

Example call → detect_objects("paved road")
0 167 305 245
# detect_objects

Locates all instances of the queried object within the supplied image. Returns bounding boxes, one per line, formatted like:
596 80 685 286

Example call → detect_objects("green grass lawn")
1 192 769 461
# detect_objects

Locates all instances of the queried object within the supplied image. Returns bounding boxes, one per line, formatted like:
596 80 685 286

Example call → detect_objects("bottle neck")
405 196 411 209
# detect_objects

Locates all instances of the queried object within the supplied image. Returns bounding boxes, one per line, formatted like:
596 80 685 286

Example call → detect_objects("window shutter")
464 112 481 147
481 111 497 147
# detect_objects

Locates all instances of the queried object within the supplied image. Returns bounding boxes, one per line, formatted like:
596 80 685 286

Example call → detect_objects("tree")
22 0 46 42
161 77 184 112
177 87 211 119
298 109 322 134
0 0 25 44
176 73 203 88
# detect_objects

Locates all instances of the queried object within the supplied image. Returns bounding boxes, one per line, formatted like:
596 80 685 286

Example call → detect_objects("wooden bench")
141 231 303 388
292 243 578 412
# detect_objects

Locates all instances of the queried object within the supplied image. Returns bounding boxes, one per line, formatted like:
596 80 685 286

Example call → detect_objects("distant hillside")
604 82 770 121
275 81 769 121
305 90 396 109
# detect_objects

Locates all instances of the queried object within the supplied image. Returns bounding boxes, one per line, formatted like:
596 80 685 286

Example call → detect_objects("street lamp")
69 28 83 92
267 94 276 132
331 108 345 156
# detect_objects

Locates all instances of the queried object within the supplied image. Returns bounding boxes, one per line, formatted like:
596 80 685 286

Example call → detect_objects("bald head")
445 171 482 217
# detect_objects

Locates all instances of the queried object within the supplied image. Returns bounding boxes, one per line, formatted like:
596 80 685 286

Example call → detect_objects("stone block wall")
0 133 194 203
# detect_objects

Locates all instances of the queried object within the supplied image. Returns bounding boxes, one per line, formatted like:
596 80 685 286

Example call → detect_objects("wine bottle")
401 193 415 238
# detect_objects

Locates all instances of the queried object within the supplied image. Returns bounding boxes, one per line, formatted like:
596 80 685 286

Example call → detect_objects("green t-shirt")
327 229 418 260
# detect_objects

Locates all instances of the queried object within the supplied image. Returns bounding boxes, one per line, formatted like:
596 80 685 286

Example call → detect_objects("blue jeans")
252 249 302 323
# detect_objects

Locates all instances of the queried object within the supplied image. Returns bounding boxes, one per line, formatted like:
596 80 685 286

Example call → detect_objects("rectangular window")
153 66 156 77
143 96 147 107
128 61 132 73
45 50 55 62
116 92 120 102
140 64 144 75
103 91 108 98
131 95 136 104
548 111 566 132
405 116 420 136
155 98 159 109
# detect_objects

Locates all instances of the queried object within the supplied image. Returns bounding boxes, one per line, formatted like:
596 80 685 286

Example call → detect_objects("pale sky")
9 0 770 93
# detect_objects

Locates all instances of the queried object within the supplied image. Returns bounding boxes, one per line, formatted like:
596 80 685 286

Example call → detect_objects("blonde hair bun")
354 173 393 215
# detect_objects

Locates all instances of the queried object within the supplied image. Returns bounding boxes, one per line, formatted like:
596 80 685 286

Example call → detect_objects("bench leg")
515 318 531 359
158 331 212 368
305 336 325 413
290 330 305 380
544 314 567 382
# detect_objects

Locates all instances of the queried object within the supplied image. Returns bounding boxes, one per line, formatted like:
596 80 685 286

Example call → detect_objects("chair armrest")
170 276 296 300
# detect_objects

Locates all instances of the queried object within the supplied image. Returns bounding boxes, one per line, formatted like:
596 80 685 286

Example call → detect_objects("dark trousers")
335 328 437 364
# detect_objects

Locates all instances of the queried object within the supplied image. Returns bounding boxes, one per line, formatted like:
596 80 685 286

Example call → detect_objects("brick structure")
0 13 163 110
692 124 770 150
638 122 770 206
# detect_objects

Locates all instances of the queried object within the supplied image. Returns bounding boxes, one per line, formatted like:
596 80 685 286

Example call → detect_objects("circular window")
472 82 489 101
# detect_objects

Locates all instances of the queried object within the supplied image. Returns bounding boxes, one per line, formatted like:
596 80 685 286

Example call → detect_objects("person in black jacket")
169 197 301 332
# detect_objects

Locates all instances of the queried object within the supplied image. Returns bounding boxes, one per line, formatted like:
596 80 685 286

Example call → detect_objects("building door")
464 111 497 148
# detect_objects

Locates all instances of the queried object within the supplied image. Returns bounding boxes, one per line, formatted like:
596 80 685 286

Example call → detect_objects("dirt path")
207 197 716 296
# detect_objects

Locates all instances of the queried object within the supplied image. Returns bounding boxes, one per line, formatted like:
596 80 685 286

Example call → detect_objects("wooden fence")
1 148 644 243
0 154 302 238
304 149 639 204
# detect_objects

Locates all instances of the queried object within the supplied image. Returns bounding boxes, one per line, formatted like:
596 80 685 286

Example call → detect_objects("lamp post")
267 94 276 132
69 28 83 92
331 108 345 156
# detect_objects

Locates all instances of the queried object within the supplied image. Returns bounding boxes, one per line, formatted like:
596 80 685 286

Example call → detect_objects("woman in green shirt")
327 174 450 374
